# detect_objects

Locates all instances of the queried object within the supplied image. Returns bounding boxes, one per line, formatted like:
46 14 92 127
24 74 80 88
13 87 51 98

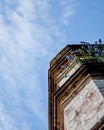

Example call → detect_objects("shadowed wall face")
94 79 104 97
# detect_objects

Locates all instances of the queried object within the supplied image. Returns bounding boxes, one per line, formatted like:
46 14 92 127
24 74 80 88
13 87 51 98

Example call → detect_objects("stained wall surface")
64 78 104 130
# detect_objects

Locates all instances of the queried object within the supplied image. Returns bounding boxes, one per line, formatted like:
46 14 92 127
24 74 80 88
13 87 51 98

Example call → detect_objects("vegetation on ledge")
68 39 104 64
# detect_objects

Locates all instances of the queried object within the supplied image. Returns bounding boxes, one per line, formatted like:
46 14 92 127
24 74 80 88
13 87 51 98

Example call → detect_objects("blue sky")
0 0 104 130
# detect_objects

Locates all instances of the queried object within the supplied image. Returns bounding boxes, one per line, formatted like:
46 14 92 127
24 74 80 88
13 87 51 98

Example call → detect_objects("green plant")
74 43 104 63
61 41 104 72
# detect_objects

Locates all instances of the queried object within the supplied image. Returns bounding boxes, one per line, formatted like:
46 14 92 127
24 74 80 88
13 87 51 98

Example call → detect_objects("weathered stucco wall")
57 63 81 88
64 79 104 130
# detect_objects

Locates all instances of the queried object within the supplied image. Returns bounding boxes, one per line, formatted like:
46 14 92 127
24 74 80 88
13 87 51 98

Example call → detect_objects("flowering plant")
61 40 104 73
73 43 104 63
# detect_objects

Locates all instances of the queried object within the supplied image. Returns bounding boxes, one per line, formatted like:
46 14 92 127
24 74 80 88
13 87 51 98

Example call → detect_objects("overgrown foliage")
73 42 104 63
61 40 104 72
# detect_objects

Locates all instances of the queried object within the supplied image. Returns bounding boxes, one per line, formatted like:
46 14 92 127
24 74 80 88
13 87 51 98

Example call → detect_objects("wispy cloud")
0 0 76 129
59 0 76 25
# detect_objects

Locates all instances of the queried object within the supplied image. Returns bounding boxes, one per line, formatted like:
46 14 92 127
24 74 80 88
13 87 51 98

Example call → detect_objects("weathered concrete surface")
64 79 104 130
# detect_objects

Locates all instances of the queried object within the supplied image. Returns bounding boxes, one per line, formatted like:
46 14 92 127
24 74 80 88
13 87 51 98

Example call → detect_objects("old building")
48 45 104 130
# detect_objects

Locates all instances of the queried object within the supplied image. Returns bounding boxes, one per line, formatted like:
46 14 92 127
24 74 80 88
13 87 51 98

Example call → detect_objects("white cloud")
59 0 76 25
0 0 76 129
